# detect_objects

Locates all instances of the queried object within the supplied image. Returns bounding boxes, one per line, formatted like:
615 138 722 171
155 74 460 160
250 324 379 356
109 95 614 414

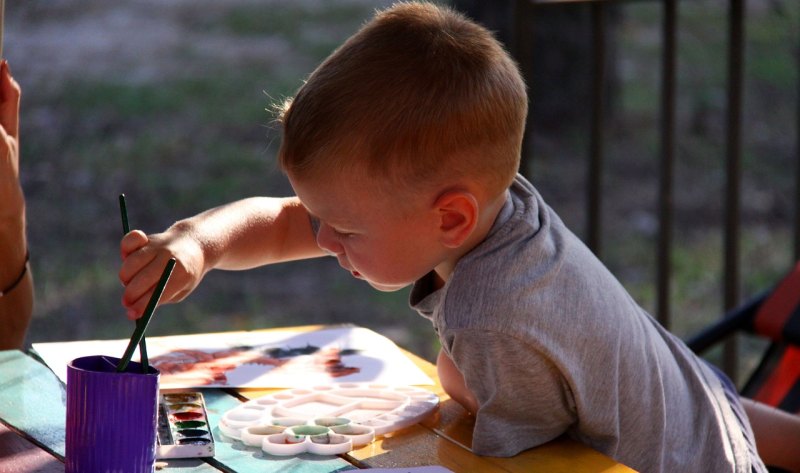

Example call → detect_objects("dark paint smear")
178 437 212 445
177 428 209 437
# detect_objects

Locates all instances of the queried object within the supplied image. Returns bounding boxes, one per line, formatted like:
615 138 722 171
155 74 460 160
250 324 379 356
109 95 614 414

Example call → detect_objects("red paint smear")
172 411 203 421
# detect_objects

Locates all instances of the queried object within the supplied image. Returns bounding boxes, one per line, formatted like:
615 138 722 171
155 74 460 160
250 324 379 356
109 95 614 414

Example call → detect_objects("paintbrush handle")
119 194 130 234
119 193 147 370
116 258 176 373
137 318 149 369
0 0 5 59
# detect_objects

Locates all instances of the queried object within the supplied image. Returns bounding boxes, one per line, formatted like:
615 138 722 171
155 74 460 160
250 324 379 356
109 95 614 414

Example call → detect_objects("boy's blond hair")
278 1 527 198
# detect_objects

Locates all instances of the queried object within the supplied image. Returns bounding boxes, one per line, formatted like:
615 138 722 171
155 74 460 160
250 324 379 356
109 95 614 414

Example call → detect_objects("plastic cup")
65 355 160 473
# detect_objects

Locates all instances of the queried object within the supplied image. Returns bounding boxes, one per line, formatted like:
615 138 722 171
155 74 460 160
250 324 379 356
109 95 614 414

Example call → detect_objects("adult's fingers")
0 124 16 172
0 61 21 140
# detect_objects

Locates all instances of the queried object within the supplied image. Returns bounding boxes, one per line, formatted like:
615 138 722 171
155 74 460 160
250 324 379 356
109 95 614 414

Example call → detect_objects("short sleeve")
446 329 576 456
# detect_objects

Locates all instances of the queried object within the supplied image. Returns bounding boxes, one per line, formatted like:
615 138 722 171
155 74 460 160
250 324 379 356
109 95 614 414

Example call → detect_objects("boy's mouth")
351 270 362 279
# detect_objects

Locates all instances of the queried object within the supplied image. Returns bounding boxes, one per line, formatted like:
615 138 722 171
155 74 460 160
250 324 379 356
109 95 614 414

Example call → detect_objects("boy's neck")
433 188 509 289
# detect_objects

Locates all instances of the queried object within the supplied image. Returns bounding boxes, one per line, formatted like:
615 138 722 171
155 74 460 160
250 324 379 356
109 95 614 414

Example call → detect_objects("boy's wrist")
170 219 217 274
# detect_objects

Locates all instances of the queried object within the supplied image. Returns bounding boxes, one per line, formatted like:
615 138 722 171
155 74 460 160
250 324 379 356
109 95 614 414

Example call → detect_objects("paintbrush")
119 193 149 373
116 258 176 373
0 0 5 58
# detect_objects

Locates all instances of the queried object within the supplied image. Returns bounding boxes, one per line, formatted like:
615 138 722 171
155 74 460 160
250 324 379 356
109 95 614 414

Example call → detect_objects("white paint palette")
219 383 439 456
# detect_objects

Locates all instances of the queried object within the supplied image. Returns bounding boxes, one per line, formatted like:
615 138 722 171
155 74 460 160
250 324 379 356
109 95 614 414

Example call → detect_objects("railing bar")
588 2 606 255
657 0 677 329
795 26 800 263
513 0 536 178
530 0 650 5
723 0 745 382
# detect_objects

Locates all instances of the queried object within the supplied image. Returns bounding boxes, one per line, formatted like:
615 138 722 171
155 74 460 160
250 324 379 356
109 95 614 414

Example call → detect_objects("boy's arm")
437 349 478 414
119 196 324 318
174 196 322 270
742 398 800 473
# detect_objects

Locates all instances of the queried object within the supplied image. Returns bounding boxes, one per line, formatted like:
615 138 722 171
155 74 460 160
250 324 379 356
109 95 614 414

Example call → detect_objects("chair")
686 261 800 414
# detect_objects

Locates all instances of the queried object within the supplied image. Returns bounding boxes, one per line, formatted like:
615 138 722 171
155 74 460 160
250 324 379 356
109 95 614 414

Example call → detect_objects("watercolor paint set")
156 391 215 459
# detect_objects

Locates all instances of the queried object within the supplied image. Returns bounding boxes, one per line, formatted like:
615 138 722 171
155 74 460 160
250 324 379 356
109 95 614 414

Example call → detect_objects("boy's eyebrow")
303 205 347 227
300 199 360 229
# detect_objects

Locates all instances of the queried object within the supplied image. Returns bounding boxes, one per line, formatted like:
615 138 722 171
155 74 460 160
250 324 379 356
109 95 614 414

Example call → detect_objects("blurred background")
6 1 798 372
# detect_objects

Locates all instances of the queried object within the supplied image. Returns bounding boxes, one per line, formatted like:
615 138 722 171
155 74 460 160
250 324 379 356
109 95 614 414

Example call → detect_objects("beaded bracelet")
0 251 30 297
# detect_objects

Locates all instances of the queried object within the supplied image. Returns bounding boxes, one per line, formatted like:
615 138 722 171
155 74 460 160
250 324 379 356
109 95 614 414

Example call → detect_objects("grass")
10 0 798 373
15 0 439 356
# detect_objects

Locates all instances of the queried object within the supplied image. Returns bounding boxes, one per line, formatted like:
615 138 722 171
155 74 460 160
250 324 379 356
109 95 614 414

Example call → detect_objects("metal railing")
509 0 799 381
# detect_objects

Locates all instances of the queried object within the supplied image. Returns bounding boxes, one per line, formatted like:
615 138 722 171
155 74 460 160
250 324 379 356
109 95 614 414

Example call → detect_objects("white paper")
33 326 433 389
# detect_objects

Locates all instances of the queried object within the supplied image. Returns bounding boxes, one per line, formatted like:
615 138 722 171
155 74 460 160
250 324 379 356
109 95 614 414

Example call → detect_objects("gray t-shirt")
410 175 763 473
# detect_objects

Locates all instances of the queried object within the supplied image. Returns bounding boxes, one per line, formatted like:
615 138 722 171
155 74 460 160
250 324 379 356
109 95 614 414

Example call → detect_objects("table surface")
0 325 636 473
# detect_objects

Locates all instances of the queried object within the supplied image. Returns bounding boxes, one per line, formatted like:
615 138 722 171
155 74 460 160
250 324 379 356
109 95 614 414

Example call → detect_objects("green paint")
175 420 206 429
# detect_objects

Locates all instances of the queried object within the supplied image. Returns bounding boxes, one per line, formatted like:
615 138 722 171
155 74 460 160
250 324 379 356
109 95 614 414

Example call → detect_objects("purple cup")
65 355 160 473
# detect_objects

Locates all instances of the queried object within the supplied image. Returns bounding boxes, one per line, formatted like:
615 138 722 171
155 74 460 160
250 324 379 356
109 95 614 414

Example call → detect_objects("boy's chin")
364 279 410 292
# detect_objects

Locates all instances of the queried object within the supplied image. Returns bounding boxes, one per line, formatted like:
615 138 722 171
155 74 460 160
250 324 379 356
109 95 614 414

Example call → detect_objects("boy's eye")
333 228 354 238
319 221 355 238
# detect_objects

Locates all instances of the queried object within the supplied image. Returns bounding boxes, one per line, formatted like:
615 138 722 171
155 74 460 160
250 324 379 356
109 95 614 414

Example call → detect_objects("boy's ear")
434 190 479 248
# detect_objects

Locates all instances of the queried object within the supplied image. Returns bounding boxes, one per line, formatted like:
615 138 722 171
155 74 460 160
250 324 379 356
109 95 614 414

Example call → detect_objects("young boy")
119 3 798 472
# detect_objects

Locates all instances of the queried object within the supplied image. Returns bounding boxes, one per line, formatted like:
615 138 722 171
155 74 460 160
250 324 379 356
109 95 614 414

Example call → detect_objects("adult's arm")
0 60 32 350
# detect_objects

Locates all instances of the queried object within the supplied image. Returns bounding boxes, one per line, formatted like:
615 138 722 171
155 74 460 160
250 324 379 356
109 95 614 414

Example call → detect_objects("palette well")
156 391 215 459
219 383 439 456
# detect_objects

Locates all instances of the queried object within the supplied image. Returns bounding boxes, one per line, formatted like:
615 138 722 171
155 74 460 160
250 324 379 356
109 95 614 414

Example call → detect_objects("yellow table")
235 326 636 473
0 325 636 472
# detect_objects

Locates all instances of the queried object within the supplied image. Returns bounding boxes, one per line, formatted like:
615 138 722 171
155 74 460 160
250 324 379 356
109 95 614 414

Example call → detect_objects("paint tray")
156 391 215 459
218 383 439 456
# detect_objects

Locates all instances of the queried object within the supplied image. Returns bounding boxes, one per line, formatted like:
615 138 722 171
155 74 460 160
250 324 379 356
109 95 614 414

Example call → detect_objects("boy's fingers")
122 258 190 316
125 280 184 319
121 276 156 314
125 288 159 320
125 296 148 320
120 230 149 259
172 288 191 303
118 246 157 286
121 255 171 306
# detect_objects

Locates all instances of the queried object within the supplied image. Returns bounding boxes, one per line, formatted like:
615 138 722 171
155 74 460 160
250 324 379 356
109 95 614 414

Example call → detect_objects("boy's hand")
119 228 206 319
